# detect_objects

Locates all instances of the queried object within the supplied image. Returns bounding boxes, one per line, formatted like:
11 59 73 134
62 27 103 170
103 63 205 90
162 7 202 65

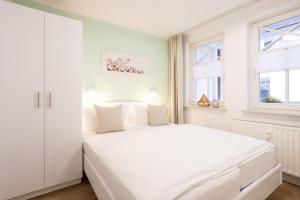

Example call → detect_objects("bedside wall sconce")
86 88 98 101
147 87 159 104
83 88 109 107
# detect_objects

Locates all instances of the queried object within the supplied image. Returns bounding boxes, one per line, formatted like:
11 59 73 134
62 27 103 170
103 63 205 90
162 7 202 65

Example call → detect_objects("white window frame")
250 8 300 112
190 35 225 105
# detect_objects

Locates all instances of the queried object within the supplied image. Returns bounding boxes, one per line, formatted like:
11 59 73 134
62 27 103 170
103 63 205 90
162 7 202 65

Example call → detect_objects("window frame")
250 8 300 112
190 35 225 105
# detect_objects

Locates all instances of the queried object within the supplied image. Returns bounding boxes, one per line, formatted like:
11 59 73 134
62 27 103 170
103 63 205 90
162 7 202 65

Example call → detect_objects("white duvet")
84 124 274 200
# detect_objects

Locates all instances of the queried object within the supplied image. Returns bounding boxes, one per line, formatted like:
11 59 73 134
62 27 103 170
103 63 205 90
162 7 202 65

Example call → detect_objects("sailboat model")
197 94 210 107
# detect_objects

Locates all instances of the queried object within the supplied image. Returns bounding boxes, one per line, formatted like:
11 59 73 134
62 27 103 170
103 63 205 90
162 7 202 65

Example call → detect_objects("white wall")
183 0 300 131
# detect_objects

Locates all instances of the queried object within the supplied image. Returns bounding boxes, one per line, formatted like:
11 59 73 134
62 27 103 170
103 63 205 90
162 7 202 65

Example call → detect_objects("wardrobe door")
0 1 45 199
45 13 82 187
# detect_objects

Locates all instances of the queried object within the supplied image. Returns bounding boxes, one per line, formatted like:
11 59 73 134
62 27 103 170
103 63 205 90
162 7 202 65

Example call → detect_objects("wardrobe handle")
49 92 52 108
37 92 40 108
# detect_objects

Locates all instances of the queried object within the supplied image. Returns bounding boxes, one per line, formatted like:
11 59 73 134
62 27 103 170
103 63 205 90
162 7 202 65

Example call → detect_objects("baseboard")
283 173 300 187
9 179 82 200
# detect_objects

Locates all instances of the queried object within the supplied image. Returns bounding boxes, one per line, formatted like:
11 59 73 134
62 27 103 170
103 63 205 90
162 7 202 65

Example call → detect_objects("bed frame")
83 101 282 199
84 154 282 200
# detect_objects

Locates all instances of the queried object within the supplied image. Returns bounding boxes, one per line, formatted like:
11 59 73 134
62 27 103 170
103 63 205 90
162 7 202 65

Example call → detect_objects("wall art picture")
102 51 146 75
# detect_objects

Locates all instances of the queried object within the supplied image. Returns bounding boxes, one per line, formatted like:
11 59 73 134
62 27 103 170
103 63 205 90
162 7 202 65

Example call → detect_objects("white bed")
82 102 282 200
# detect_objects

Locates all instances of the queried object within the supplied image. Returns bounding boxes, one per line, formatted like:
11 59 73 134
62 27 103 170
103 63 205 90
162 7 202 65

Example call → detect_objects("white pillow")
94 104 125 133
132 105 149 127
148 104 169 126
97 102 149 128
82 102 149 131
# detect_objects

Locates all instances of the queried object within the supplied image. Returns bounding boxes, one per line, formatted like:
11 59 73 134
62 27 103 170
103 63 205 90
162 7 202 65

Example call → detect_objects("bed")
82 102 282 200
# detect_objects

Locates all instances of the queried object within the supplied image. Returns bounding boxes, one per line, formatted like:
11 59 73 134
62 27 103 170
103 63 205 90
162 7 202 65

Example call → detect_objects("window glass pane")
259 71 285 103
194 77 223 102
208 77 221 101
194 78 208 102
260 29 280 51
195 41 223 64
289 69 300 103
260 15 300 51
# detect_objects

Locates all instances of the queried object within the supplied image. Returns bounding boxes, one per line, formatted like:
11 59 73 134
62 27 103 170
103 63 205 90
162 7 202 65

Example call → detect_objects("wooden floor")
267 182 300 200
31 178 300 200
31 177 97 200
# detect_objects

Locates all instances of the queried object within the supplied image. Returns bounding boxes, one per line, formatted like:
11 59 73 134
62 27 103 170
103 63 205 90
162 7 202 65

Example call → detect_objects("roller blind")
257 45 300 72
193 60 223 78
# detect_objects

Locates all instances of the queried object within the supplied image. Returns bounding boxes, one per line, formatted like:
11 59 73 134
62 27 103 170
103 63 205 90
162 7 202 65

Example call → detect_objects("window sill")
243 108 300 117
184 105 227 111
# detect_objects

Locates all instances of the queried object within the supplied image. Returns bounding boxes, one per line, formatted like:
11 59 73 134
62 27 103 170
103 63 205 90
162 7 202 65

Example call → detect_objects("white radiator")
231 119 300 178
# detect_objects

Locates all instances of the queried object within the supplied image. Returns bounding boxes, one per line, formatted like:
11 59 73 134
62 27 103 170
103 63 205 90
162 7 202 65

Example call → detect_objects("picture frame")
101 50 146 76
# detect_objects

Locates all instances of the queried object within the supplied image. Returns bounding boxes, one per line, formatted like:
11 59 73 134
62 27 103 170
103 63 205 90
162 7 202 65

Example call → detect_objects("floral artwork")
102 51 145 75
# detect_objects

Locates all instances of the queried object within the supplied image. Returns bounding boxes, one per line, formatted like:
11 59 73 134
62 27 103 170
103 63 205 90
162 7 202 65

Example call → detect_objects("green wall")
13 0 168 104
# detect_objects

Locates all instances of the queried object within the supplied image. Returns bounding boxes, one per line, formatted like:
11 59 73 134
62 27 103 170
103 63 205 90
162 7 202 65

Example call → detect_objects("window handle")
49 92 52 108
37 92 40 109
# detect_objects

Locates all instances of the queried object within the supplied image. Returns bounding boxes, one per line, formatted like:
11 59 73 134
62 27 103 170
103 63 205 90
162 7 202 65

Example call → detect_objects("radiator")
231 119 300 178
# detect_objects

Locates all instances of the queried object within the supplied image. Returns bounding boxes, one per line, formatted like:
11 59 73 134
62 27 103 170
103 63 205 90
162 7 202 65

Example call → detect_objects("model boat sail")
197 94 210 107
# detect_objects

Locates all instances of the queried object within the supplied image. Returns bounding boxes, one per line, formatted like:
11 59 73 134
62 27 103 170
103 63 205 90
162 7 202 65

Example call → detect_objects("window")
259 71 285 103
192 39 224 103
253 12 300 107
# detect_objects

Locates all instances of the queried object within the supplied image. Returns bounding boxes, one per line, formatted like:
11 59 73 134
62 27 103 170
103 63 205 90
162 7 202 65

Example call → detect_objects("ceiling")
33 0 259 37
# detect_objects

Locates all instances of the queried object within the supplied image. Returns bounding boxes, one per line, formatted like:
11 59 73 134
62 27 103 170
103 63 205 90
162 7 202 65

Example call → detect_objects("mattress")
83 124 276 200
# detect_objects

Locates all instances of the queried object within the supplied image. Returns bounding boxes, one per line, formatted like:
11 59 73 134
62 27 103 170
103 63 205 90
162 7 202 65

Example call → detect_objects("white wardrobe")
0 1 82 199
